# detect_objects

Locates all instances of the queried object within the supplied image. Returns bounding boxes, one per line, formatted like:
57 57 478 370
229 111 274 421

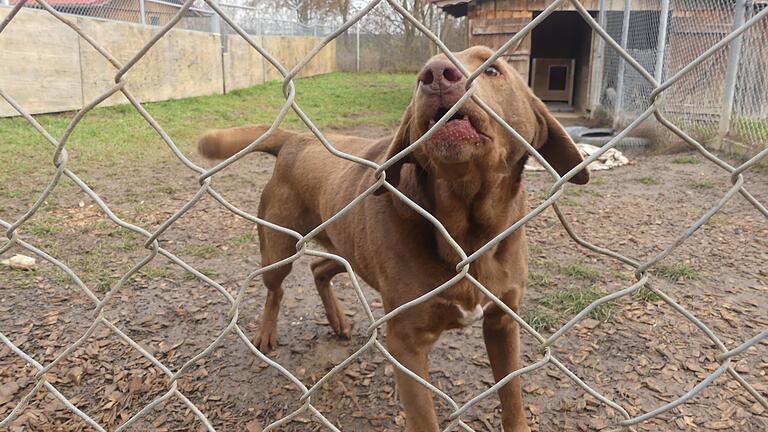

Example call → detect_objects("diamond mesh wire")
1 0 767 431
602 0 768 155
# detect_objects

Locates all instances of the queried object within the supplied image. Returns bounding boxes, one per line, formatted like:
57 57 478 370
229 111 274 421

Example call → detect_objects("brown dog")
199 46 588 431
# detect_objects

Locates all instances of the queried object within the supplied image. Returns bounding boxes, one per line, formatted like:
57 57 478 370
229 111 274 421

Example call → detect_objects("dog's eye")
484 66 501 77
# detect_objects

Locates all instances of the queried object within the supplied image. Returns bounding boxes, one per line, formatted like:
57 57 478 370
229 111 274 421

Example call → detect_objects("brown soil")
1 135 766 431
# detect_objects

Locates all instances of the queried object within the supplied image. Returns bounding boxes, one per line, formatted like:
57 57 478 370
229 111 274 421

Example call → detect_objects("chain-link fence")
1 0 767 431
597 0 768 155
7 0 333 35
335 1 468 72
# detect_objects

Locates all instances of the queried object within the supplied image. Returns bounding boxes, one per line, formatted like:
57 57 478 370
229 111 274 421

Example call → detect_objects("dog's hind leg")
311 257 351 339
253 182 308 353
253 241 293 353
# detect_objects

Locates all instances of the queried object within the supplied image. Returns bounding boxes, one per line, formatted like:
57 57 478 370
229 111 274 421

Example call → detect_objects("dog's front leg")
483 304 530 432
387 318 440 432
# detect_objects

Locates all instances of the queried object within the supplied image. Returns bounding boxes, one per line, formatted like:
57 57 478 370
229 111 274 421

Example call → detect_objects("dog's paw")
506 422 531 432
253 327 278 353
330 315 352 340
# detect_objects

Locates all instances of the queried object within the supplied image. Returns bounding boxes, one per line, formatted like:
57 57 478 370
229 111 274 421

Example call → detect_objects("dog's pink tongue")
428 119 481 143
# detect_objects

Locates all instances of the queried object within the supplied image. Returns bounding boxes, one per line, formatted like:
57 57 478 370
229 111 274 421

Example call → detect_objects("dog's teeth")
463 115 469 120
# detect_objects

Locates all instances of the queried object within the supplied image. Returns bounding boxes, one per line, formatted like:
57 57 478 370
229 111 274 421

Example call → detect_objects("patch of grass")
108 228 139 251
72 252 116 293
610 270 632 281
707 214 727 226
179 244 220 259
23 219 63 236
141 266 168 280
524 307 559 332
229 232 258 247
561 264 602 282
634 286 663 302
155 185 177 195
564 186 604 198
93 220 113 231
183 268 218 281
590 177 607 186
528 244 543 255
541 288 616 322
690 180 716 190
558 198 580 207
528 271 550 289
733 116 768 144
671 155 700 164
637 176 659 185
656 264 698 281
0 73 414 180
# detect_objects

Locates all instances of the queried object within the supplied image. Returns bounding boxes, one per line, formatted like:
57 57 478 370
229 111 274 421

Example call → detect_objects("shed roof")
428 0 471 17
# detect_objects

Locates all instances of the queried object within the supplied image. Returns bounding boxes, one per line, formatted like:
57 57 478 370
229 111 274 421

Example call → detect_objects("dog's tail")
198 125 291 159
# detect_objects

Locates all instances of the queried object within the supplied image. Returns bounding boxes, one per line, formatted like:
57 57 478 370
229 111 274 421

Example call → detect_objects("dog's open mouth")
424 107 489 161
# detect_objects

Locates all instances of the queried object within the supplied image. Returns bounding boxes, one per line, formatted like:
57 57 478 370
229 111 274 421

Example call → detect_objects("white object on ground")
1 254 37 270
525 143 629 172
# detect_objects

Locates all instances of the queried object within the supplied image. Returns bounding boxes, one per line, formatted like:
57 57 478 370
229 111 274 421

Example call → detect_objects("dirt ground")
0 125 766 431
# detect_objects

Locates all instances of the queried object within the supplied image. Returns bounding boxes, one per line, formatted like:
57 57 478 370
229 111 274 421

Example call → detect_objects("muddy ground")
0 126 766 431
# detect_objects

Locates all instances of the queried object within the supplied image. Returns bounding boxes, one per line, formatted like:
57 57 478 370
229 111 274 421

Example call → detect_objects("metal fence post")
653 0 670 83
718 0 748 144
139 0 146 25
613 0 632 128
210 0 221 34
356 21 361 73
589 0 607 113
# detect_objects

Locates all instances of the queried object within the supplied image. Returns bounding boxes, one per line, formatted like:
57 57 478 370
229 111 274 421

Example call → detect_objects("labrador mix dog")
198 46 589 431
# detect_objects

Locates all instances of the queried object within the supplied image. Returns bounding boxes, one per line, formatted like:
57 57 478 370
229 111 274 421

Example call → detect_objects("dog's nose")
418 59 465 95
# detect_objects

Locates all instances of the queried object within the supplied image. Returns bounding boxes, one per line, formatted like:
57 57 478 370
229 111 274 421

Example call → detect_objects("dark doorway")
530 11 594 112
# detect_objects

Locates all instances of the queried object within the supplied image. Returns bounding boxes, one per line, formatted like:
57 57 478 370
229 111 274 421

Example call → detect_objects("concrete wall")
0 8 84 116
0 7 337 117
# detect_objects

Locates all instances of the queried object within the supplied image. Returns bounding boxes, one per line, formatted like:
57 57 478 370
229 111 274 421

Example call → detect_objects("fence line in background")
601 0 768 155
1 0 767 431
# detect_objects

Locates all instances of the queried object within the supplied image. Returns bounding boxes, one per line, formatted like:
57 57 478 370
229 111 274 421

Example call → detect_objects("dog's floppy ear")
530 97 590 184
374 103 417 195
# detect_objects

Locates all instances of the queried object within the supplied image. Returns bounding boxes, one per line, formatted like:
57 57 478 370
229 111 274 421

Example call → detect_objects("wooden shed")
431 0 666 114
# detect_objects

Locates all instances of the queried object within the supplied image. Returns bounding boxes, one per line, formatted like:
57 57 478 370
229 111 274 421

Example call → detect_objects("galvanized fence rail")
1 0 767 430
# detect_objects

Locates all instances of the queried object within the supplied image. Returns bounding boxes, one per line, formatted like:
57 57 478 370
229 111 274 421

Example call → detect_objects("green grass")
561 264 602 282
229 232 258 247
524 307 559 333
634 286 663 302
558 198 580 207
671 155 701 165
183 268 218 281
610 270 632 281
179 244 220 259
72 250 117 293
564 186 604 198
733 117 768 144
590 177 607 186
0 73 414 196
23 219 63 236
690 180 716 190
526 287 617 331
107 228 140 251
141 266 169 280
155 185 177 195
656 264 698 281
528 271 550 289
637 176 659 185
539 288 616 322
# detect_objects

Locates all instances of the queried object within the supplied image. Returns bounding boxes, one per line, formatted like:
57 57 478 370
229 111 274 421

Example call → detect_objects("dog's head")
377 46 589 194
